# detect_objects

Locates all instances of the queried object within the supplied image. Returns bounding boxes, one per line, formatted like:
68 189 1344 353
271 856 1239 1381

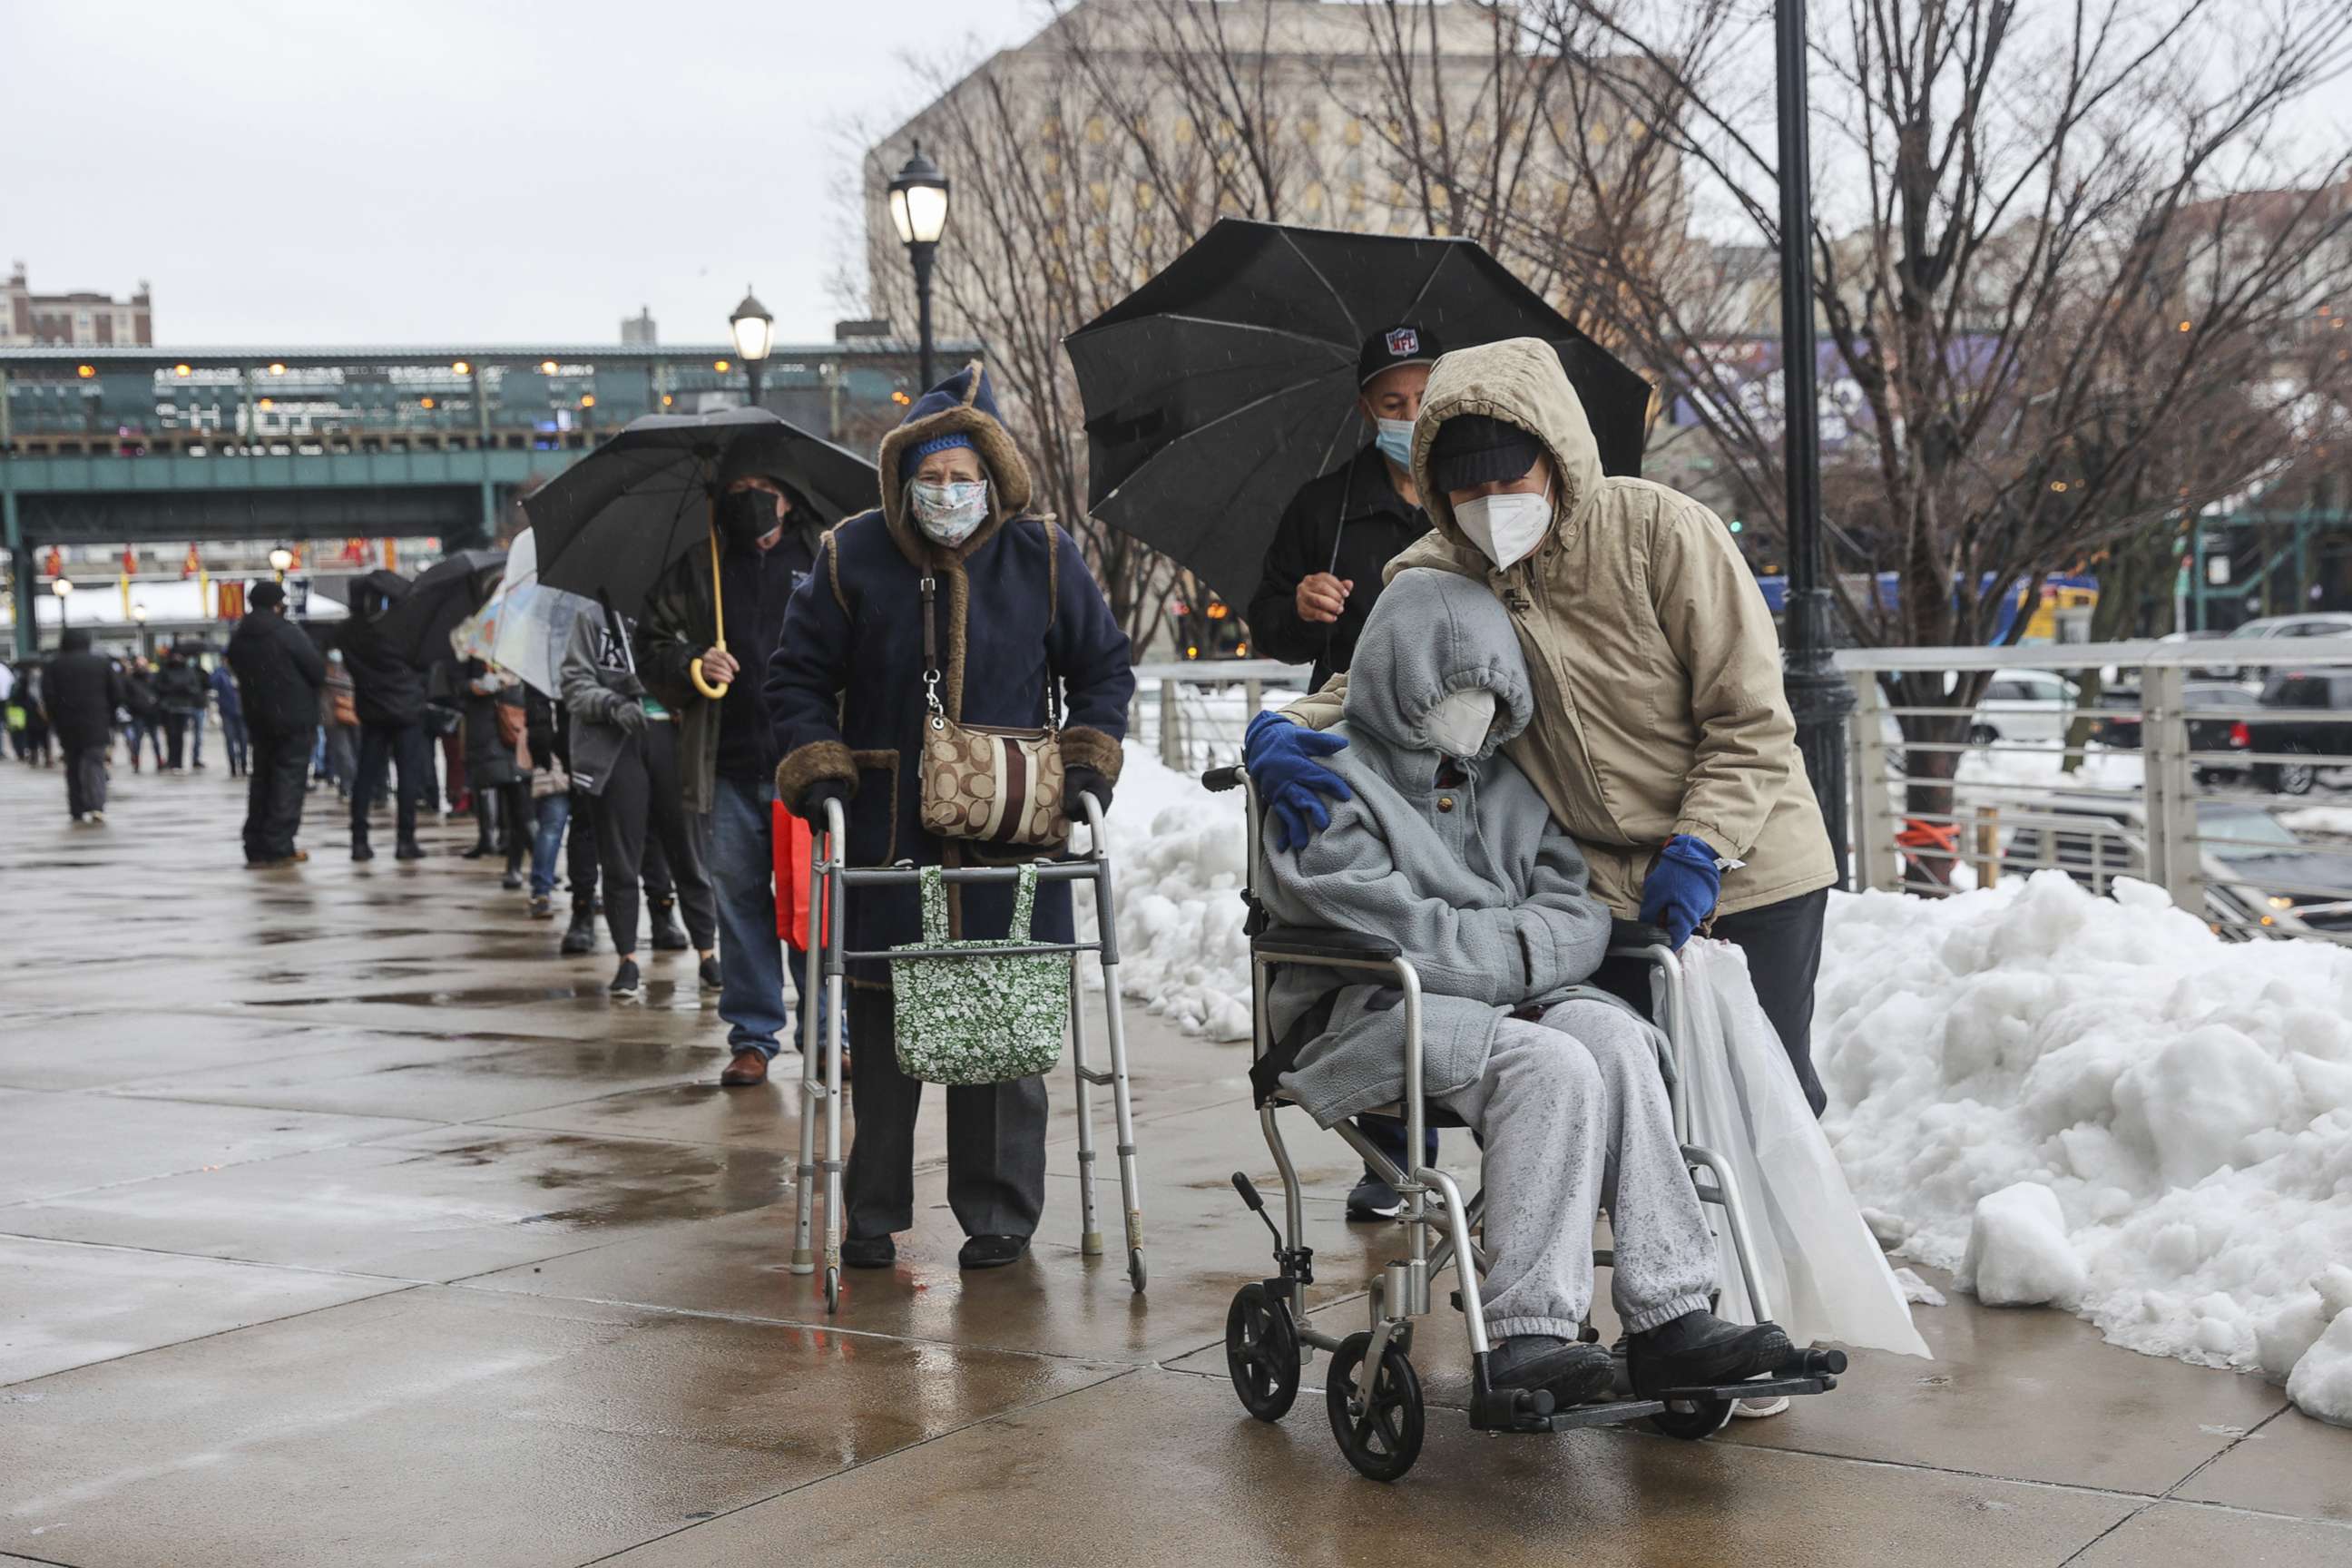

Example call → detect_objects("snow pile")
1077 749 1254 1040
1818 869 2352 1423
2280 805 2352 838
2287 1310 2352 1426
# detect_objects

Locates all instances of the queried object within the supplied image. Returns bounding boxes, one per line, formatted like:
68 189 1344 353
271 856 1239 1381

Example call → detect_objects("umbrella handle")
690 525 731 698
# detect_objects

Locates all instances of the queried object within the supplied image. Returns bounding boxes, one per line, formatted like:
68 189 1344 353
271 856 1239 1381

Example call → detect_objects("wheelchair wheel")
1224 1283 1299 1422
1649 1395 1734 1440
1325 1330 1425 1481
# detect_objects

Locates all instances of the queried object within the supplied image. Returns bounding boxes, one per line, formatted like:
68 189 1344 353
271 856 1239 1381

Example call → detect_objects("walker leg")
1099 956 1145 1293
789 858 825 1277
1068 962 1104 1255
822 966 846 1314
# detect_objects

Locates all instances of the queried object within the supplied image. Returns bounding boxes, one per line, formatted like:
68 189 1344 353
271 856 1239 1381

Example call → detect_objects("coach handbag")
915 571 1069 849
890 864 1068 1084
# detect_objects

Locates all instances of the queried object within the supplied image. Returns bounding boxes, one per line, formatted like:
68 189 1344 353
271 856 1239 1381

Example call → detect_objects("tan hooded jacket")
1283 337 1836 919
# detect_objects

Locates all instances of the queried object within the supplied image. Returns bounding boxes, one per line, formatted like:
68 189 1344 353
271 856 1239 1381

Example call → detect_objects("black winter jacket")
338 613 429 728
1244 443 1432 691
42 632 123 751
226 610 328 737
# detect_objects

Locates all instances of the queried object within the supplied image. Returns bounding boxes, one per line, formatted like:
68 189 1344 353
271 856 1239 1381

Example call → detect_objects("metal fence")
1128 659 1310 775
1837 637 2352 944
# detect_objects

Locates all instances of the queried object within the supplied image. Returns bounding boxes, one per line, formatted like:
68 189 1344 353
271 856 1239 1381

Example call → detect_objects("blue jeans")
710 774 808 1059
529 790 573 898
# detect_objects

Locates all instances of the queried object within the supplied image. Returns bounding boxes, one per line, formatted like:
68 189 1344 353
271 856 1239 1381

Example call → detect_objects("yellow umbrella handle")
689 524 731 699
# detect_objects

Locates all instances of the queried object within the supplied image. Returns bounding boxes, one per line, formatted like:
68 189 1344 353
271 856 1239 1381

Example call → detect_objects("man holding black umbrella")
1245 324 1444 1221
225 580 327 867
339 576 433 863
1245 326 1439 694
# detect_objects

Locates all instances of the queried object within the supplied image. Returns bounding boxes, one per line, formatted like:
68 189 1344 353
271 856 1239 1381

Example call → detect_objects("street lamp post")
269 547 293 583
1773 0 1855 887
887 142 952 391
132 601 149 657
50 575 73 646
730 289 774 409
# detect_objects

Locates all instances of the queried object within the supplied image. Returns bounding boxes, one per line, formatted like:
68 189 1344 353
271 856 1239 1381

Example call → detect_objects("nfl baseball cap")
1357 323 1442 387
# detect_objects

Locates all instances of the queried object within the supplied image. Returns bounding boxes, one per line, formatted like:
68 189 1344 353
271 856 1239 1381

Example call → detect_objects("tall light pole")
50 575 73 646
730 289 774 409
269 546 293 583
132 601 149 657
1774 0 1854 887
888 142 952 391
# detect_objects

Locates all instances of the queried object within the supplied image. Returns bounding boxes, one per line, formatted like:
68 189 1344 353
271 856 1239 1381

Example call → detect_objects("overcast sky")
2 1 1042 348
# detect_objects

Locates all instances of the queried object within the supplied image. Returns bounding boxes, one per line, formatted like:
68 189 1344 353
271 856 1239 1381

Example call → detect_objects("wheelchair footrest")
1470 1375 1838 1436
1642 1373 1836 1406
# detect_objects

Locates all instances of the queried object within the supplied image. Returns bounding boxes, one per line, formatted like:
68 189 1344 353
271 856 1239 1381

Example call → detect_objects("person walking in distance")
225 581 327 868
43 629 124 823
210 656 249 777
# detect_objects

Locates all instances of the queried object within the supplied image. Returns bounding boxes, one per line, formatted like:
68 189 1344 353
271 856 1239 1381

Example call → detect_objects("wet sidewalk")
1 755 2346 1567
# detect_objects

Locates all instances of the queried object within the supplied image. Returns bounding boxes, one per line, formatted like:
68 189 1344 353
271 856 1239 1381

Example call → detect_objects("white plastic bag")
1669 938 1931 1358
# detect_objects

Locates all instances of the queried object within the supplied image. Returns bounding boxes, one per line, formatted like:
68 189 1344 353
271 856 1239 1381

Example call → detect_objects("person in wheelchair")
1258 567 1793 1403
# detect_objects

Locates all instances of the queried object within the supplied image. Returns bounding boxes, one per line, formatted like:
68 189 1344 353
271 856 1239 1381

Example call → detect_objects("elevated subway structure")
0 337 968 655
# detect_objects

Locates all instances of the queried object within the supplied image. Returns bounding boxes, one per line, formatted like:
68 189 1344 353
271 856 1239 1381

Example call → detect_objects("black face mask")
719 488 781 547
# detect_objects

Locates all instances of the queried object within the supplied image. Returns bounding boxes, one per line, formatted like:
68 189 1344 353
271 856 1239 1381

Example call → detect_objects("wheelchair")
787 794 1147 1315
1201 764 1844 1481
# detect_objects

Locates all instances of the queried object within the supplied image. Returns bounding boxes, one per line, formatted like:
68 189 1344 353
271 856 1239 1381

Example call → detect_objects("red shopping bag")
773 801 832 950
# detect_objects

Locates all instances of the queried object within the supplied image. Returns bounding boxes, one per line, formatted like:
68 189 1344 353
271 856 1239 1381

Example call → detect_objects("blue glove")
1244 710 1352 852
1639 834 1722 949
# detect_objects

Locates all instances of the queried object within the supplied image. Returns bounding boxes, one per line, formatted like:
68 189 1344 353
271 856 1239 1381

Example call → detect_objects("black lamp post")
1774 0 1854 886
888 142 952 391
730 288 774 409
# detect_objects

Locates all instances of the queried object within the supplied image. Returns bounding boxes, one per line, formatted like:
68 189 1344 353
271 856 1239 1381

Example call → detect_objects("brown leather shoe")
720 1050 769 1087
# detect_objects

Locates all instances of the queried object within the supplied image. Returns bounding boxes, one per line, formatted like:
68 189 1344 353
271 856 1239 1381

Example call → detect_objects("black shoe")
841 1234 897 1269
394 838 426 861
648 902 690 951
957 1234 1031 1270
607 958 642 999
1487 1336 1615 1404
699 956 723 990
462 842 493 860
500 870 523 890
352 839 375 862
1346 1171 1406 1221
561 911 597 955
1626 1310 1794 1397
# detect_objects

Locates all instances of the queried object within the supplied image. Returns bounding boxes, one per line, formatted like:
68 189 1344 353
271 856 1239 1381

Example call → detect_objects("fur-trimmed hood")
875 360 1035 569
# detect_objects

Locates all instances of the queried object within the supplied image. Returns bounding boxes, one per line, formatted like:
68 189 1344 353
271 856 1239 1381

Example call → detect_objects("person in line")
0 657 15 761
768 362 1135 1273
210 656 249 777
319 649 361 798
461 657 529 888
560 603 719 999
1259 568 1796 1402
639 473 831 1088
17 659 54 766
155 647 207 773
1250 337 1838 1113
1244 322 1443 1223
521 686 573 921
44 629 123 823
339 583 432 863
225 581 327 868
122 654 164 773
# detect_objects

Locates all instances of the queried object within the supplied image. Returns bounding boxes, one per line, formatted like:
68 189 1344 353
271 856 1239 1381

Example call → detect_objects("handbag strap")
1011 863 1037 939
918 865 949 943
921 555 1063 737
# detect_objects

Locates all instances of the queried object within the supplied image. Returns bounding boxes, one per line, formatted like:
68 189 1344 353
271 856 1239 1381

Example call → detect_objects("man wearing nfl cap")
1246 324 1442 693
1246 323 1446 1219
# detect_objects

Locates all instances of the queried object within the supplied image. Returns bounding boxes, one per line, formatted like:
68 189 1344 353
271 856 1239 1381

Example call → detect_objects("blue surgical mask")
909 478 990 546
1375 417 1415 470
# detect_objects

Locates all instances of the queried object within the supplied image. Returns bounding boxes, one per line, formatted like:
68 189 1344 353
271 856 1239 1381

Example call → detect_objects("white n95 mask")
1425 687 1499 760
1455 486 1551 571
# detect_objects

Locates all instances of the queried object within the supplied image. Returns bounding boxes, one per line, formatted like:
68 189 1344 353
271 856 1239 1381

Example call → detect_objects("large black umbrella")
523 407 879 622
372 550 505 667
310 568 410 610
1064 219 1650 611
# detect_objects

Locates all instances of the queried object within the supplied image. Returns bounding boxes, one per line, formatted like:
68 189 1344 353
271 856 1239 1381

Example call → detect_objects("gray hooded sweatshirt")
1261 569 1625 1127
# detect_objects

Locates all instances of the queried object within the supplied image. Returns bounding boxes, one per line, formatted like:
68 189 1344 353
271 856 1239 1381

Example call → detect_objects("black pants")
64 745 106 818
843 985 1048 1241
243 727 311 862
352 720 433 845
566 789 600 911
162 712 191 769
497 780 527 875
590 722 714 955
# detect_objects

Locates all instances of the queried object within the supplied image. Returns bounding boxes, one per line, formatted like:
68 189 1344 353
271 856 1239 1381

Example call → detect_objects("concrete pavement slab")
0 1089 431 1205
0 1234 403 1383
2172 1403 2352 1524
0 1011 340 1091
2067 1500 2352 1565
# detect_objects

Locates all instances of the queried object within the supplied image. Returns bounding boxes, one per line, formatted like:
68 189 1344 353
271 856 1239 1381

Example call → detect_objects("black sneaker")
561 910 597 955
958 1234 1031 1270
1346 1171 1406 1221
395 838 426 861
1626 1310 1793 1397
1488 1336 1616 1404
648 902 691 952
841 1234 897 1269
352 839 375 862
607 958 642 999
699 955 723 990
500 870 523 891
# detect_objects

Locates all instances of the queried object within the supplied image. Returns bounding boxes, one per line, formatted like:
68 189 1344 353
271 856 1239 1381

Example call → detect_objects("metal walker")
788 794 1147 1313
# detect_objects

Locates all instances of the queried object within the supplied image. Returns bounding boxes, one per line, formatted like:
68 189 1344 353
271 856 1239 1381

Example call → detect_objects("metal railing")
1129 659 1312 774
1837 636 2352 944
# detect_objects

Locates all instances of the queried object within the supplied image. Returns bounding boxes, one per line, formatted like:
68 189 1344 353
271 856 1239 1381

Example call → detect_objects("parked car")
1970 669 2080 744
2206 612 2352 679
2246 668 2352 796
2090 680 2257 780
2002 797 2352 938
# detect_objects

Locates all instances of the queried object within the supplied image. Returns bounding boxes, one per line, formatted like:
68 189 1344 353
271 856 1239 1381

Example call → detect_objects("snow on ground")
2281 805 2352 838
1088 742 2352 1421
1818 871 2352 1423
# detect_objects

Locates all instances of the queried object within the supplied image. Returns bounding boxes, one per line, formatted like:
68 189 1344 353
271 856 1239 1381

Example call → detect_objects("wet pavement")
2 755 2347 1567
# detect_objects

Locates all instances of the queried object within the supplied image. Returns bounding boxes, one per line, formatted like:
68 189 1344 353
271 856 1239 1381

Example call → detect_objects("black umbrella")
523 407 879 622
1064 219 1651 611
310 568 411 610
372 550 505 667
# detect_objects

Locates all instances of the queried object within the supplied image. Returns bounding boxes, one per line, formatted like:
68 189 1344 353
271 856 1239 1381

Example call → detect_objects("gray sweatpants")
1438 999 1717 1342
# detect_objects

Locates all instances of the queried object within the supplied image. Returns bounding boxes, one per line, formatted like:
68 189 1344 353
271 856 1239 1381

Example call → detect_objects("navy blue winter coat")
766 362 1134 982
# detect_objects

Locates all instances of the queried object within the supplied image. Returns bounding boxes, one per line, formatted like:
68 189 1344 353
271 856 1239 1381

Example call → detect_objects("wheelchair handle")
1201 764 1245 793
